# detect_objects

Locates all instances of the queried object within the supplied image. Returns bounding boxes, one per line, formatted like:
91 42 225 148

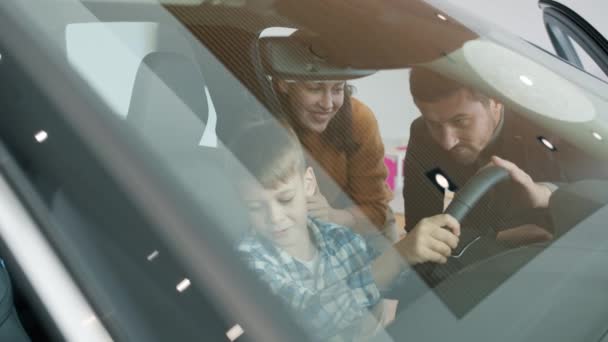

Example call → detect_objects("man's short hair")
409 67 491 107
228 120 306 188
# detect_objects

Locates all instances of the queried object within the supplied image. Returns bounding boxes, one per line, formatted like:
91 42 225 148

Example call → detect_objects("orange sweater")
298 97 392 229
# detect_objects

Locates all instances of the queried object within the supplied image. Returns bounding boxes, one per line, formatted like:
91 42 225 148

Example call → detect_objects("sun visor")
269 0 479 68
260 35 377 81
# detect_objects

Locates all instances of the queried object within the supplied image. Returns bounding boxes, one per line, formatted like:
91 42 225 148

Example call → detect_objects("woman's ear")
276 80 290 94
303 167 318 197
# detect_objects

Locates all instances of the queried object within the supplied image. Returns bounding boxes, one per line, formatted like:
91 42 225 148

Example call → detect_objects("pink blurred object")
384 157 397 190
384 145 407 192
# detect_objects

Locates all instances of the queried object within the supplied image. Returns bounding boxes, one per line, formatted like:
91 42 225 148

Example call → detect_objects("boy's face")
240 167 316 249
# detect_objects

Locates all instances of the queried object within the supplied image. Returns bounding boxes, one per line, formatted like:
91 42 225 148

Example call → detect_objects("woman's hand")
307 192 333 222
307 192 356 226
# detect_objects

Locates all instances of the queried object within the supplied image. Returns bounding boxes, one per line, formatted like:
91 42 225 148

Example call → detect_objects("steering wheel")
445 166 509 254
415 166 511 287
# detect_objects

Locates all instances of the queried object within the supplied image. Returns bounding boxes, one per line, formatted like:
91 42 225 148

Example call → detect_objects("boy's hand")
397 214 460 265
489 156 553 209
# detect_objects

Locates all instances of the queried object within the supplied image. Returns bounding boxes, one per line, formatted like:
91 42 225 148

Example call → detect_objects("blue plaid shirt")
238 217 381 341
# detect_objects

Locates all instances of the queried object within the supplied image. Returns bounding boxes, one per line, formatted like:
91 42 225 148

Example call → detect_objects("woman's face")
279 80 346 133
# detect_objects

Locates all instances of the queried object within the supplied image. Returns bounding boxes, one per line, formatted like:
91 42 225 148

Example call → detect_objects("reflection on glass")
81 315 98 327
34 130 48 143
435 173 450 189
461 40 595 122
538 136 556 151
176 278 191 292
147 250 159 261
592 131 603 141
225 324 244 341
519 75 533 86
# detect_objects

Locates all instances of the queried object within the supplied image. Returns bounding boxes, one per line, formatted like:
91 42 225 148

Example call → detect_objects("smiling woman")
273 77 395 236
263 34 394 237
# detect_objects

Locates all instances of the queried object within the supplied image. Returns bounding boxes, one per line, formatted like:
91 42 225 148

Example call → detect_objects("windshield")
1 0 608 341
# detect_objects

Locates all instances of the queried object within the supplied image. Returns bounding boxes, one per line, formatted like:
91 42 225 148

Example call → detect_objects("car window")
66 22 160 119
541 2 608 83
0 22 258 342
2 1 608 341
567 35 608 82
545 20 608 83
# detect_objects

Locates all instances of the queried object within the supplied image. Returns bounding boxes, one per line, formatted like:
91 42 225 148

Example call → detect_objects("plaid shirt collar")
256 217 331 264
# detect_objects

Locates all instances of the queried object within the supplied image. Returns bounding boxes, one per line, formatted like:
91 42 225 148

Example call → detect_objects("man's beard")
449 145 480 165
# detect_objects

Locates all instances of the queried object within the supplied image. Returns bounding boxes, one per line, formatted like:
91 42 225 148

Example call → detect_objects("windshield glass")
2 0 608 341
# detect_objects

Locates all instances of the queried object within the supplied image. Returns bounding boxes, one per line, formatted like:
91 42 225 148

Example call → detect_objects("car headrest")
260 33 376 81
127 51 209 154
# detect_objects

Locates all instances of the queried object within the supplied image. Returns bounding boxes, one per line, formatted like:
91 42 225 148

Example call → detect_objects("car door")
540 0 608 81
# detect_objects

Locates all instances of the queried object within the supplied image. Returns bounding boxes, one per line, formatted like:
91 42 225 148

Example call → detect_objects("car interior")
0 0 607 341
0 9 263 340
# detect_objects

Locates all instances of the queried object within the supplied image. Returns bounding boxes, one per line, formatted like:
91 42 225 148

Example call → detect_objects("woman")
274 79 396 239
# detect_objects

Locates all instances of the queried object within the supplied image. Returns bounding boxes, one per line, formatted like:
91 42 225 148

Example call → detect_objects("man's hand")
489 156 553 209
397 214 460 265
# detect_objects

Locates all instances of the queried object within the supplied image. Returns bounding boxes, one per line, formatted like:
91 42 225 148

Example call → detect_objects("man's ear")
303 167 318 197
488 98 504 121
276 80 290 94
489 98 503 113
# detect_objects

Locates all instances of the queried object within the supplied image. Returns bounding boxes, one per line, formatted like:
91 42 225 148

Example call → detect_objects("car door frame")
539 0 608 78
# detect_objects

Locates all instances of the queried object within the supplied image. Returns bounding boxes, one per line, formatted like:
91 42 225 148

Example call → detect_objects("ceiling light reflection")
226 324 245 341
147 250 159 261
435 173 450 189
176 278 191 293
436 13 447 21
35 130 48 143
462 40 595 122
519 75 534 86
592 131 603 141
538 137 556 151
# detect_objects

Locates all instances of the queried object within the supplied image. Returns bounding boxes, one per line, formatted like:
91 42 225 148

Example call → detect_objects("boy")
228 120 460 340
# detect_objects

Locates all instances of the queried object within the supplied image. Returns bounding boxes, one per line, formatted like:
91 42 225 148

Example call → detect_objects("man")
403 67 565 245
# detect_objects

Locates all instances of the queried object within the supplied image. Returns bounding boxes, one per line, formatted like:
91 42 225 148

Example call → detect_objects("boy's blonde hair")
228 120 306 188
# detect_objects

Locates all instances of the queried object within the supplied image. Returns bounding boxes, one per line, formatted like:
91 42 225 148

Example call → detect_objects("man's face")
239 168 315 249
418 89 502 165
